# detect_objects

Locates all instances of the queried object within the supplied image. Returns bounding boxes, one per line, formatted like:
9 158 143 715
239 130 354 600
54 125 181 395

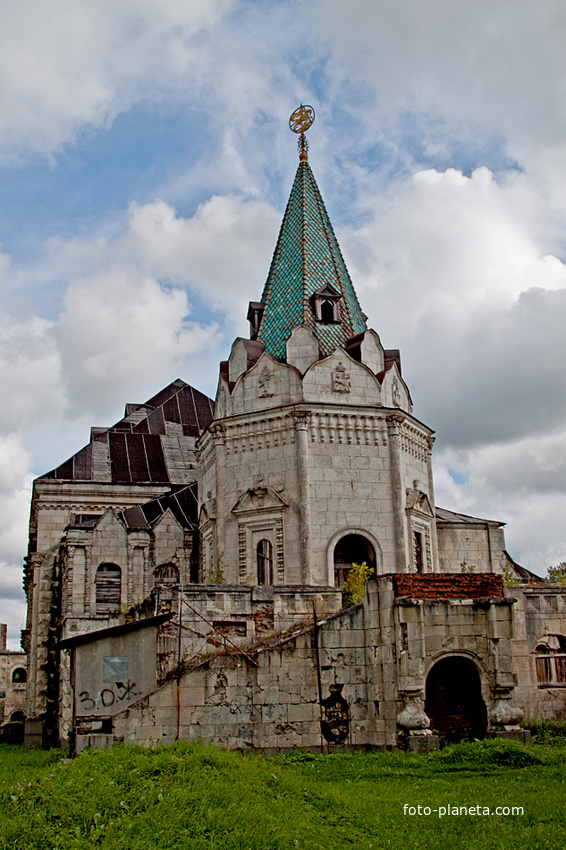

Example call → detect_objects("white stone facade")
20 150 565 753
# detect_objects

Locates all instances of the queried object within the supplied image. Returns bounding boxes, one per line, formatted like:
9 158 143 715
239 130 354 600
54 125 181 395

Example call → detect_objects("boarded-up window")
95 563 121 614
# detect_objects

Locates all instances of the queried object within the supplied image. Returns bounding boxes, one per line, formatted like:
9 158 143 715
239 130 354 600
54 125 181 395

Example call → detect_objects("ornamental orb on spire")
289 104 315 134
289 104 315 162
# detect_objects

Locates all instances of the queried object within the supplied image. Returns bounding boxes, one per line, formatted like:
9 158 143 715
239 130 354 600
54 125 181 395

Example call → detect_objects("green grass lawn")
0 738 564 849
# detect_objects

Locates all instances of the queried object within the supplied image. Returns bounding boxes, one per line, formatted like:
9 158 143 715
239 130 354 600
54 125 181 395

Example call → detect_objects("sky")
0 0 564 648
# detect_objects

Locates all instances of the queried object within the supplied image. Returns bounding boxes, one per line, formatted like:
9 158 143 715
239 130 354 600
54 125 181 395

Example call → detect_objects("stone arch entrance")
425 656 487 741
333 533 376 587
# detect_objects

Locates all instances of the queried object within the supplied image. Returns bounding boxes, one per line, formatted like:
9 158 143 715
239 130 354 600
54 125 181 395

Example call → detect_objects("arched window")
10 711 25 723
534 635 566 686
12 667 27 684
95 563 121 614
153 563 180 586
320 299 335 323
333 534 376 587
257 539 273 586
311 286 342 324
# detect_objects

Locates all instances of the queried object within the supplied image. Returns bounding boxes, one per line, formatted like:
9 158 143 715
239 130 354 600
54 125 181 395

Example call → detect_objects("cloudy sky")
0 0 564 646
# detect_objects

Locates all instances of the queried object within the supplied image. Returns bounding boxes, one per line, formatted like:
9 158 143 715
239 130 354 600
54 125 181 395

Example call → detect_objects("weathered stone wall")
25 479 175 723
30 481 172 555
436 522 505 574
200 332 437 588
107 577 520 751
199 405 436 587
508 585 566 720
0 645 27 724
113 604 376 750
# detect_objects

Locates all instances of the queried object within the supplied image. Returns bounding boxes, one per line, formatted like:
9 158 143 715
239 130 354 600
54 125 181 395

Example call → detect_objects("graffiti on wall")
78 679 140 713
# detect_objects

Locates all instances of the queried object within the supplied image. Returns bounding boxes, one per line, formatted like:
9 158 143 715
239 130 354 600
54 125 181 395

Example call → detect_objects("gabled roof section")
256 161 367 360
231 486 289 515
42 379 214 484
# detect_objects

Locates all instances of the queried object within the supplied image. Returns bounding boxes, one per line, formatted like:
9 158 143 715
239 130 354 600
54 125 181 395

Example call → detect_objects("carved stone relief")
332 361 351 393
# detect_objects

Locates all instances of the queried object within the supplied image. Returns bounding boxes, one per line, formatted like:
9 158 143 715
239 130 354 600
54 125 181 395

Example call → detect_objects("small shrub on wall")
342 561 373 608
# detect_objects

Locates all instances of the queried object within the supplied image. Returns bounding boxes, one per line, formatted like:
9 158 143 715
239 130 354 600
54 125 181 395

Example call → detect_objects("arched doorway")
333 534 376 587
425 656 487 741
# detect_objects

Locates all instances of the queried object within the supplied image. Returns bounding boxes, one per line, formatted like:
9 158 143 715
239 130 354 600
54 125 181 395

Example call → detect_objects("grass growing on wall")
0 739 564 849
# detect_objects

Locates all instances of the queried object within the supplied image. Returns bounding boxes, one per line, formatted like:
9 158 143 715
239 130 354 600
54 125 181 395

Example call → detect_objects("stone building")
0 624 27 741
22 114 565 752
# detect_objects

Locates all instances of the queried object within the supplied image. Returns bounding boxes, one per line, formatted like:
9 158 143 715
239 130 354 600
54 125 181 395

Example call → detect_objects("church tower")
197 106 438 587
23 107 548 754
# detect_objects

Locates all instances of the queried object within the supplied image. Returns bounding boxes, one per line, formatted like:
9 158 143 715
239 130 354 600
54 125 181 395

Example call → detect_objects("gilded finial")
289 104 315 162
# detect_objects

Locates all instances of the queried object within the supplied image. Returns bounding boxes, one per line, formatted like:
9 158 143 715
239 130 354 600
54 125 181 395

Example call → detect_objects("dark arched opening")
425 656 487 742
333 534 376 587
320 299 335 323
12 667 27 684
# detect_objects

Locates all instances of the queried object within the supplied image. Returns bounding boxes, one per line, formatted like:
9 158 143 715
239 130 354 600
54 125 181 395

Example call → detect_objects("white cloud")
0 0 564 630
342 167 566 445
0 435 34 648
0 0 234 158
0 193 281 424
316 0 566 165
434 431 566 574
0 312 65 431
56 268 216 415
127 196 281 311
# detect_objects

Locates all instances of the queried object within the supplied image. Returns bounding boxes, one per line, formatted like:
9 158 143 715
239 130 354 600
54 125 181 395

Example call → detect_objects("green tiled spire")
256 161 367 360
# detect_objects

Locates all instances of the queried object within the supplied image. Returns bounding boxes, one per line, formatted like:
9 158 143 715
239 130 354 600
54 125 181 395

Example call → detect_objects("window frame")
257 538 274 586
534 635 566 687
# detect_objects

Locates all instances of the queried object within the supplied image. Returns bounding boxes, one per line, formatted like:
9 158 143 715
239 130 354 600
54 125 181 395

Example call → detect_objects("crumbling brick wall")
390 573 504 599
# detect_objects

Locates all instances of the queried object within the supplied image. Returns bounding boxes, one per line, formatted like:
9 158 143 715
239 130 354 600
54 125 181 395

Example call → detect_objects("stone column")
211 423 227 571
293 410 312 585
387 413 408 572
425 436 440 571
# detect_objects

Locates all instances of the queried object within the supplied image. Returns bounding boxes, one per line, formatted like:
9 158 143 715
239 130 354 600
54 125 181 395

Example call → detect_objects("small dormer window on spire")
311 284 343 324
247 302 265 340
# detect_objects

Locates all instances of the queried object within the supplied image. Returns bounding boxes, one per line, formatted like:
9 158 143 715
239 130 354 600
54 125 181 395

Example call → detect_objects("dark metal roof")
41 379 214 484
59 613 174 649
435 506 505 527
120 482 199 530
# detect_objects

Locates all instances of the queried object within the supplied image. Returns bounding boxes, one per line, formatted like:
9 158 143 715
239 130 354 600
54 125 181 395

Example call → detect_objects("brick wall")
390 573 504 599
